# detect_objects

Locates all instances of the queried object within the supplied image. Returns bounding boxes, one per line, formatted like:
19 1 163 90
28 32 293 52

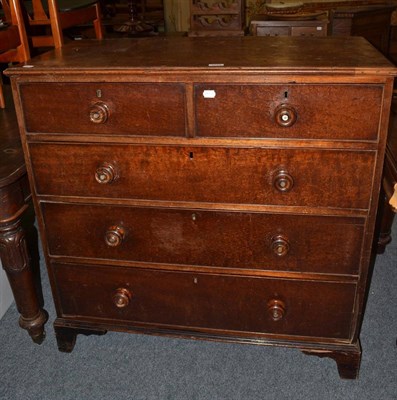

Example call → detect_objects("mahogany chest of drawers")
7 36 396 379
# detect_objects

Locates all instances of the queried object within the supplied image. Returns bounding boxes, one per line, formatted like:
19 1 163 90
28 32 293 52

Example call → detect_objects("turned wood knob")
273 170 294 192
95 162 119 184
113 288 132 308
105 225 126 247
267 299 286 321
271 235 290 257
89 102 109 124
274 104 297 127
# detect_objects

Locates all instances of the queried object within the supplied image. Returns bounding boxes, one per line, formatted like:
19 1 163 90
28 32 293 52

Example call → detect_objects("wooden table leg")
0 212 47 344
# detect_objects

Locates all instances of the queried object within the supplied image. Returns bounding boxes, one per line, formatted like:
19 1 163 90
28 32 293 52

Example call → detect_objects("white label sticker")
203 90 216 99
317 27 322 30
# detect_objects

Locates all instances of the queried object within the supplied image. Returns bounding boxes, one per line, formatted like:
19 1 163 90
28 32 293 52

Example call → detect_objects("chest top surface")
5 36 397 76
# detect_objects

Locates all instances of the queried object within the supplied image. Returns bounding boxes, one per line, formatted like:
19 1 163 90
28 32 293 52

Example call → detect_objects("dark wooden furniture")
6 36 396 379
189 0 244 36
377 92 397 252
0 0 31 108
250 14 328 37
330 4 396 56
0 86 47 343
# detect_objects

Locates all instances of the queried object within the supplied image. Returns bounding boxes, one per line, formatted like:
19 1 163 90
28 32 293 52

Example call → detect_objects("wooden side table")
0 86 47 343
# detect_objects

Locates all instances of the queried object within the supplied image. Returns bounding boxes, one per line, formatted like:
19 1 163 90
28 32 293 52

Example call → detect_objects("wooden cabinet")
330 4 396 55
7 36 396 379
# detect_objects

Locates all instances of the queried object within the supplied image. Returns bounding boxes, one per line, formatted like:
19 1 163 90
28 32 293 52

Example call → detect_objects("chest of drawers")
7 36 396 379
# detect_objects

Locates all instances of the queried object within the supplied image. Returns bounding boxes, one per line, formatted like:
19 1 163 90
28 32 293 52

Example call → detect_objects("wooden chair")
25 0 104 48
0 0 31 108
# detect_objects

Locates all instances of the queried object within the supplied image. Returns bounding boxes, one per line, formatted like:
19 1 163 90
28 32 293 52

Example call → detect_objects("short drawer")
54 263 356 340
29 143 375 209
43 202 364 275
195 84 382 140
256 26 290 36
19 83 186 136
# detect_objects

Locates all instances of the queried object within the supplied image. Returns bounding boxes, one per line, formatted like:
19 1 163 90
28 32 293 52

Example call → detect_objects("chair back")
0 0 30 108
23 0 104 48
0 0 30 62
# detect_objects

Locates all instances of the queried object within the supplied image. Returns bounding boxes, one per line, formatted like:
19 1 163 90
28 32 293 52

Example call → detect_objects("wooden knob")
271 235 290 257
267 299 286 321
89 102 109 124
105 225 126 247
95 162 118 184
274 104 297 127
113 288 132 308
273 170 294 192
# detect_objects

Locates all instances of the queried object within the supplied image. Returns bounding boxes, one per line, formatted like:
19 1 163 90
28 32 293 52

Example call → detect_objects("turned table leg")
0 217 47 344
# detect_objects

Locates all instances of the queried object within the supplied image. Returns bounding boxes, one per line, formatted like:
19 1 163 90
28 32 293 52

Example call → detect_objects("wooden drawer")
290 26 326 36
30 143 375 209
54 263 356 339
256 26 290 36
195 84 382 140
19 83 186 136
43 202 364 275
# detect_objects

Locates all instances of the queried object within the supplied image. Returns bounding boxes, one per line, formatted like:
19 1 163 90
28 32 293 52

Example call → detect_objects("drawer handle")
113 288 132 308
274 104 297 127
89 102 109 124
105 225 126 247
267 299 286 321
271 235 290 257
273 170 294 192
95 162 119 184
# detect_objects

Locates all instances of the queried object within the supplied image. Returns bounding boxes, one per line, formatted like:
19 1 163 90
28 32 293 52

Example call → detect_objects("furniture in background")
377 92 397 253
329 4 397 57
0 0 30 108
6 36 396 379
0 85 47 343
25 0 104 48
189 0 244 36
250 14 328 37
111 0 162 35
249 3 396 59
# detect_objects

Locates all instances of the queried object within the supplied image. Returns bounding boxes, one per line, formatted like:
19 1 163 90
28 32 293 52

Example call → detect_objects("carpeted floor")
0 220 396 400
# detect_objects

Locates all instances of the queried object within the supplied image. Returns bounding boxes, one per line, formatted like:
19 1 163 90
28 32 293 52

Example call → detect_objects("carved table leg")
0 218 48 344
302 341 361 379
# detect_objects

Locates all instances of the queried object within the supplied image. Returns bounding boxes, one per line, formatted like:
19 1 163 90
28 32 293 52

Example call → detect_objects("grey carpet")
0 220 396 400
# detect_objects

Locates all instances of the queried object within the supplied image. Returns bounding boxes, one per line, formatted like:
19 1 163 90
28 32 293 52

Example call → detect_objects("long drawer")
43 202 364 275
19 83 186 136
29 143 375 209
54 263 356 340
195 84 382 140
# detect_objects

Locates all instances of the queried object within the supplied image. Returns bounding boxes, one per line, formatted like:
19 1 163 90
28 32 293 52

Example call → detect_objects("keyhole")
189 151 194 160
284 91 288 99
